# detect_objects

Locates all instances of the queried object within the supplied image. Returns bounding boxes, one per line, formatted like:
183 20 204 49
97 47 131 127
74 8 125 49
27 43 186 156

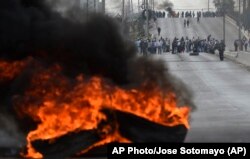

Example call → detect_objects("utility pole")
128 0 131 16
75 0 81 8
146 0 149 38
223 0 226 42
243 0 246 30
243 0 246 14
138 0 140 13
208 0 210 11
94 0 96 12
86 0 89 20
102 0 105 14
239 0 242 40
153 0 154 11
131 0 133 13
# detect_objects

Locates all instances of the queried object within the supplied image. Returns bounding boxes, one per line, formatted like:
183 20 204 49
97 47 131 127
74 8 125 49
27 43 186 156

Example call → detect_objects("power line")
146 0 149 38
131 0 134 13
173 8 216 11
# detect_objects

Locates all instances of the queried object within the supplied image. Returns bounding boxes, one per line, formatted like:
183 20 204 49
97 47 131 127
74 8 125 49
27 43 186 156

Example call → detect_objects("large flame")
2 60 190 158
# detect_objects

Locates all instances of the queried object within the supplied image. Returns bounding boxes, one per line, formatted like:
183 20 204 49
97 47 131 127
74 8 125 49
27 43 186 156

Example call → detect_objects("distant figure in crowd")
135 39 141 53
157 27 161 36
219 40 226 61
141 40 148 56
197 16 200 23
172 38 177 54
187 19 190 27
157 39 163 54
244 40 248 51
207 35 211 41
234 40 238 51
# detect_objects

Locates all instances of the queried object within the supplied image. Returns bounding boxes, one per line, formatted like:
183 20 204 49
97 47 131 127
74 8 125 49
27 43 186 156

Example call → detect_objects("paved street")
149 16 250 142
152 53 250 142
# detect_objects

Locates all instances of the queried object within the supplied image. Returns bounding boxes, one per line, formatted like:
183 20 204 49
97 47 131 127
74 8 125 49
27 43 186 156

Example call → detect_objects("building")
76 0 105 13
234 0 250 13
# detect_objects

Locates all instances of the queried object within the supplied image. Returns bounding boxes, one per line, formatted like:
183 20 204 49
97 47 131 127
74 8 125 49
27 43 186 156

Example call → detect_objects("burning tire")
28 109 188 158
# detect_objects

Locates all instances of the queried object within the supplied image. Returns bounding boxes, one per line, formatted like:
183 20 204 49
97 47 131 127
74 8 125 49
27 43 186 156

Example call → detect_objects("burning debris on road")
0 0 196 158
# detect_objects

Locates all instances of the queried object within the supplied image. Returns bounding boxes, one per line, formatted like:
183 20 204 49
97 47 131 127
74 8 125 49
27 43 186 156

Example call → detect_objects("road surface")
150 17 250 142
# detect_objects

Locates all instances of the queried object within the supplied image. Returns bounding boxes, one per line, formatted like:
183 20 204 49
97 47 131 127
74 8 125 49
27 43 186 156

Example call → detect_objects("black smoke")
157 0 173 10
0 0 196 148
0 0 136 85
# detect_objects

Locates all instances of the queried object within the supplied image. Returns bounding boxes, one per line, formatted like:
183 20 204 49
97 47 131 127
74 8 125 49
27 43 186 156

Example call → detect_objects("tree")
213 0 235 13
243 1 250 30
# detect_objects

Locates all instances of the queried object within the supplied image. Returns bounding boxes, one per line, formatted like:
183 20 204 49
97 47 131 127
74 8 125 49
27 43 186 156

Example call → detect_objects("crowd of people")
169 11 221 18
154 11 166 18
149 10 223 20
203 11 223 17
180 11 202 18
135 35 225 58
234 37 250 52
135 37 171 55
184 19 190 27
171 36 225 56
135 9 227 61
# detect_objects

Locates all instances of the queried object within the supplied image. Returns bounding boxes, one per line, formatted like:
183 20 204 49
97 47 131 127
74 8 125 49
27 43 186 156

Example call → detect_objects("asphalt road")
152 53 250 142
150 17 250 142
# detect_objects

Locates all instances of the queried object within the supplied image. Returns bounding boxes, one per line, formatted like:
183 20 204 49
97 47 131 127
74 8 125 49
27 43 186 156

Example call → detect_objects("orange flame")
11 64 190 158
0 58 29 82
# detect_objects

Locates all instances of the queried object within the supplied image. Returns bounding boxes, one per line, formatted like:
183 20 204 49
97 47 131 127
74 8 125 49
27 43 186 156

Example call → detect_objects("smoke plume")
156 0 173 10
0 0 195 148
0 113 25 147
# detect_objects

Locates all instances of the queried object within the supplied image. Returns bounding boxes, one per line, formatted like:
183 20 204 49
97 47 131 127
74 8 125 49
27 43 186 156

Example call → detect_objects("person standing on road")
197 16 200 23
153 39 157 53
244 40 248 51
187 19 190 27
157 39 163 54
166 38 170 52
184 19 187 28
249 39 250 51
139 40 144 54
135 39 141 54
157 27 161 36
162 38 167 52
219 40 226 61
172 38 177 54
234 40 238 51
142 40 148 56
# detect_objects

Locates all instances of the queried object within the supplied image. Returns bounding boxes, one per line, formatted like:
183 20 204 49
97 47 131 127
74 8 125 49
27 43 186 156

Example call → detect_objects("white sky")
106 0 216 15
169 0 215 10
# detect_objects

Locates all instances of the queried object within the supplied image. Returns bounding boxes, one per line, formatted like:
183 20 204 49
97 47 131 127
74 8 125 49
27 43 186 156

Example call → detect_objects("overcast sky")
170 0 215 10
106 0 216 15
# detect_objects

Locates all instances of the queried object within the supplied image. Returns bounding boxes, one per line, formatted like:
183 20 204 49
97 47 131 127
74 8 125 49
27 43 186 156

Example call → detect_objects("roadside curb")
222 51 250 67
226 15 249 39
